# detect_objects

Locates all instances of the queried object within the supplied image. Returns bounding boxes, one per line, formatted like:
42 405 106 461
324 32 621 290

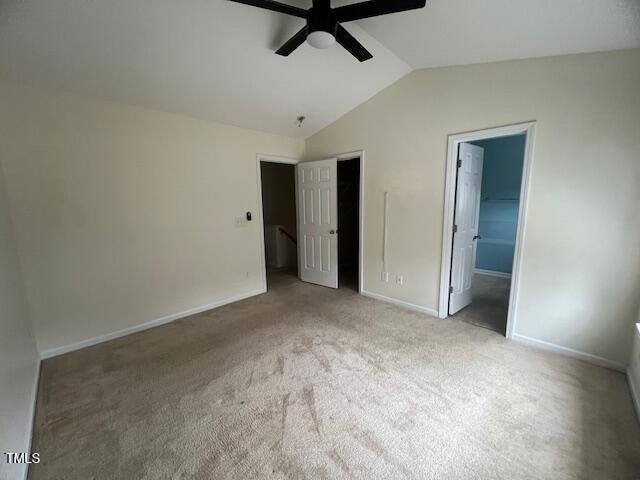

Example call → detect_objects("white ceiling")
355 0 640 69
0 0 410 138
0 0 638 138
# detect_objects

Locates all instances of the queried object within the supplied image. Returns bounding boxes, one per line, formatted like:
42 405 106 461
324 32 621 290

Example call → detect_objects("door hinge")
457 159 462 168
452 224 458 233
449 285 454 294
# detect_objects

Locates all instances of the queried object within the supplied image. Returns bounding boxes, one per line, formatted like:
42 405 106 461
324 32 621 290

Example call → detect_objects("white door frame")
256 154 300 291
438 122 536 339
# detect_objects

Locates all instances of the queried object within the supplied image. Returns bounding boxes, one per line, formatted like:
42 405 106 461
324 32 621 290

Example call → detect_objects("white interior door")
449 143 484 314
296 158 338 288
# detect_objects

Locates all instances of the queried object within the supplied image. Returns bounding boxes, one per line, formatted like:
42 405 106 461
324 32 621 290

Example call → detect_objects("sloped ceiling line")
0 0 637 138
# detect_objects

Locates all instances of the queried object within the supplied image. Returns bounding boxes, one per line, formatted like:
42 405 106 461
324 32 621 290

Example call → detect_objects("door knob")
329 230 335 235
473 234 482 241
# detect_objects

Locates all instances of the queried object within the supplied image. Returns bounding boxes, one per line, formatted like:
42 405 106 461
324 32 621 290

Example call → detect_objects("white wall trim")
40 288 266 359
24 359 41 480
513 333 625 372
438 121 536 343
627 368 640 422
475 268 512 279
362 290 438 317
256 154 301 292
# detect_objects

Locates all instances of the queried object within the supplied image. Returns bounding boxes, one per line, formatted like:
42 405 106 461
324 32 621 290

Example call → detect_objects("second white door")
449 143 484 314
296 158 338 288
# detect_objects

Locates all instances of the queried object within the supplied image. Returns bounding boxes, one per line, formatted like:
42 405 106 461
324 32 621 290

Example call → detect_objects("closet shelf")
481 197 519 202
477 237 515 246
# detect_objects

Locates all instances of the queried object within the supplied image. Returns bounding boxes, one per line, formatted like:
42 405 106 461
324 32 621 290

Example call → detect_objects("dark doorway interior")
337 158 360 291
260 162 297 288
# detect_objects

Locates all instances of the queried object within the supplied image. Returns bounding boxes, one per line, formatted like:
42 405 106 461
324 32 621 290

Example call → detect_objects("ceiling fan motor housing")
308 8 337 36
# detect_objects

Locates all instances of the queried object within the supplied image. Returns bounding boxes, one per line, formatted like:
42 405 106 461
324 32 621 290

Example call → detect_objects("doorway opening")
257 152 364 294
295 153 363 292
258 157 299 290
438 122 535 338
337 157 361 291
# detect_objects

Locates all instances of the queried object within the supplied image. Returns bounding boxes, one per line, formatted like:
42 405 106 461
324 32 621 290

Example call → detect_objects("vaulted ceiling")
1 0 638 138
355 0 640 69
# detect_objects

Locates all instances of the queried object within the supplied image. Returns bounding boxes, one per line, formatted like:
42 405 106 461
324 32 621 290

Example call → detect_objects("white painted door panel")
449 143 484 314
296 159 338 288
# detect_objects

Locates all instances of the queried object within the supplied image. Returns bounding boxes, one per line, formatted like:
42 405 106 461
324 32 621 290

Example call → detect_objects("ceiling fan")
228 0 427 62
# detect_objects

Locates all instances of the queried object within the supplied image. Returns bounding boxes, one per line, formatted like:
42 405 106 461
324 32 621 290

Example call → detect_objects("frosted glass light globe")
307 31 335 49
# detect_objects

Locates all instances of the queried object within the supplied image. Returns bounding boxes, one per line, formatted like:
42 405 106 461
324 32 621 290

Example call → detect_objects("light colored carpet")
453 273 511 335
30 271 640 479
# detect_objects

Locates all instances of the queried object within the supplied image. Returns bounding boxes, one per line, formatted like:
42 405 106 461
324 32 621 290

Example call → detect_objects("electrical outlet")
381 271 389 282
396 275 403 286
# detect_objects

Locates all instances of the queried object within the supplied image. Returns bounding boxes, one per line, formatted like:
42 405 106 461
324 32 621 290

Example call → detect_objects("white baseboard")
39 288 266 359
25 358 41 480
627 368 640 422
361 290 438 317
475 268 512 279
512 333 625 372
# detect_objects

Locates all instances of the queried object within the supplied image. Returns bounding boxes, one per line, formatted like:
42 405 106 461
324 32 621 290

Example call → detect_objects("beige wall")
306 49 640 366
0 82 304 355
0 161 39 480
2 50 639 368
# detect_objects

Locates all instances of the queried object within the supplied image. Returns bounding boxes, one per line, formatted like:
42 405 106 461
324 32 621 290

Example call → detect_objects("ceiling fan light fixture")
228 0 427 62
307 30 335 49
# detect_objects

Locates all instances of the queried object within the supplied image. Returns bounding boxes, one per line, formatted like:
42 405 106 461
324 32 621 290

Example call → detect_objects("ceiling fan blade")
334 0 426 23
227 0 308 19
335 25 373 62
275 27 308 56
